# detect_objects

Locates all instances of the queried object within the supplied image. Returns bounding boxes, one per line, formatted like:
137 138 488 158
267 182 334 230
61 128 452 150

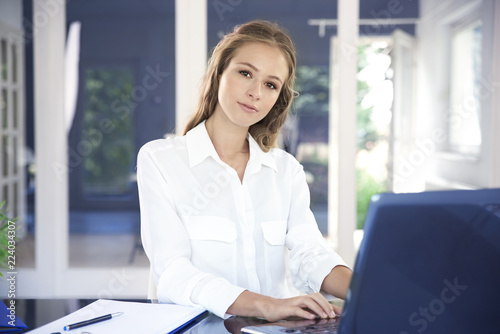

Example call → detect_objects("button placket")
231 175 260 292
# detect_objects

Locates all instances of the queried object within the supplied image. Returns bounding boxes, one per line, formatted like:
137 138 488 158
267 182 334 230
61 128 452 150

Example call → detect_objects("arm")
226 157 350 321
137 143 244 318
321 265 353 300
285 158 351 309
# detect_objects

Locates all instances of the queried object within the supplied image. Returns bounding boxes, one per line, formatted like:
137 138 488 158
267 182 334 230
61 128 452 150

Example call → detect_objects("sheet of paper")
26 299 206 334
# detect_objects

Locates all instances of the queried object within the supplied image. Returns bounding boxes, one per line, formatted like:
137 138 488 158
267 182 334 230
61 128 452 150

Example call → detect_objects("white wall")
416 0 500 189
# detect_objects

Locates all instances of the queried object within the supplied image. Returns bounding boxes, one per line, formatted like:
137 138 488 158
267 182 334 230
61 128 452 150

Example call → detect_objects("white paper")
26 299 206 334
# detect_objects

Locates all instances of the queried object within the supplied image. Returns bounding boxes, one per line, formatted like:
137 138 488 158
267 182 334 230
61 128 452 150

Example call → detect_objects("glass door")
69 64 138 210
64 0 176 274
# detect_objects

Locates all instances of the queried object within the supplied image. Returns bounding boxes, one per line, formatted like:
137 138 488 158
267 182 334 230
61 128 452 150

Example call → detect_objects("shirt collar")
185 120 221 168
185 120 278 172
247 132 278 173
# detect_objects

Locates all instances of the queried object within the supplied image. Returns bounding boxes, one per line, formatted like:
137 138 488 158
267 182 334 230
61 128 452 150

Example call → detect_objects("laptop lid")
338 188 500 334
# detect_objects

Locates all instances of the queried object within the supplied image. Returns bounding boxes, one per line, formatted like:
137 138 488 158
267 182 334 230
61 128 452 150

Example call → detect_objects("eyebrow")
237 62 284 85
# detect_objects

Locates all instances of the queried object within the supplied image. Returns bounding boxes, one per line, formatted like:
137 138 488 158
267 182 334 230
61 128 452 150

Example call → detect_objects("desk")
6 299 271 334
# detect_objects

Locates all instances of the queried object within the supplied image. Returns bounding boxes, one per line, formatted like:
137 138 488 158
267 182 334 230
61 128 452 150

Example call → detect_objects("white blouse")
137 121 347 318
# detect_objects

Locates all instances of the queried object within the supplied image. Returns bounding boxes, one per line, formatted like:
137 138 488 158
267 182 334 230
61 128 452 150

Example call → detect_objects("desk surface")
6 299 272 334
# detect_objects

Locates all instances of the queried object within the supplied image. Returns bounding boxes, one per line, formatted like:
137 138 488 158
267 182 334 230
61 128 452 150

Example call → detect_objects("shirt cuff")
194 278 246 318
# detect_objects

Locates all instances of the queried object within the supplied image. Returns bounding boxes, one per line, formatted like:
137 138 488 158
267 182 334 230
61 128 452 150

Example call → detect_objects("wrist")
227 290 275 318
253 294 275 318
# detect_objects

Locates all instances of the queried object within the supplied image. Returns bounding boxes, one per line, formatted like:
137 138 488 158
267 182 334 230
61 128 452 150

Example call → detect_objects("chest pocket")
183 216 237 280
261 220 287 246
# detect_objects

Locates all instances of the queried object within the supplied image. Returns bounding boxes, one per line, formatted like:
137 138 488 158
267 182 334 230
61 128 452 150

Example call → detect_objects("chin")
229 115 263 129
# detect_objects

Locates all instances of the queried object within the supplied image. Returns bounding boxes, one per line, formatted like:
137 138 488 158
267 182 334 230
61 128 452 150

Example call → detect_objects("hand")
259 293 338 322
227 290 340 323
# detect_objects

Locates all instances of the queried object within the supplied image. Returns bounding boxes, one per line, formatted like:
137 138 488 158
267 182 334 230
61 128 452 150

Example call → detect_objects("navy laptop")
242 188 500 334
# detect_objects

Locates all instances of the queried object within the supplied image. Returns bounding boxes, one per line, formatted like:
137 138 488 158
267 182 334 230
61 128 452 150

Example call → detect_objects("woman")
137 20 352 321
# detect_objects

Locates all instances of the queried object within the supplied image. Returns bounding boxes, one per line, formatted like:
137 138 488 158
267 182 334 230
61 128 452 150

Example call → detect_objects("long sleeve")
137 143 245 318
285 159 348 295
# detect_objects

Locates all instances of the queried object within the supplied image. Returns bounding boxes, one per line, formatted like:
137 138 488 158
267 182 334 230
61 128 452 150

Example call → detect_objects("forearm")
320 265 353 300
226 290 270 318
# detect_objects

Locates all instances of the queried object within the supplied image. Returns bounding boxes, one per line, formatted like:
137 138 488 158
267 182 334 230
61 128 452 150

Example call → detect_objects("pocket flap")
261 220 287 246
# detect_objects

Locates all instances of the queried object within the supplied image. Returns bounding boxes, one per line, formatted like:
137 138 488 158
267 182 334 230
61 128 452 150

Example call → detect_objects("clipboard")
26 299 207 334
0 300 28 333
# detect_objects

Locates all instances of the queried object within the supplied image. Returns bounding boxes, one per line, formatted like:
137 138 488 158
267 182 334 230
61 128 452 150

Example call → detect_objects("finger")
307 294 336 318
297 296 331 319
290 305 317 320
332 304 343 316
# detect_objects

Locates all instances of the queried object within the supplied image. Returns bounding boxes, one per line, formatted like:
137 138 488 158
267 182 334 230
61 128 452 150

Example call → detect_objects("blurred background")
0 0 498 299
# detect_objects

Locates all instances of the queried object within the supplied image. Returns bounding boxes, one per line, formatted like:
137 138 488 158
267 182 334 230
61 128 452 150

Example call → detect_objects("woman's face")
214 42 289 129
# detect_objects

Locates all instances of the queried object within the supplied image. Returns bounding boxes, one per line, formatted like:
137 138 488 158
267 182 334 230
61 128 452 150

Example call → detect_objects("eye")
239 70 251 77
265 82 277 90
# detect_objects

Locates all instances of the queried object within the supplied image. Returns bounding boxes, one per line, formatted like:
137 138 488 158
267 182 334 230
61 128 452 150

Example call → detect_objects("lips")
238 102 258 113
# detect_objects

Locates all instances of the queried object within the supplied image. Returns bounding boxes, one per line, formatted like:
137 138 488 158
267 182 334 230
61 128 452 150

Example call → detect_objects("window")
0 32 25 233
448 20 483 156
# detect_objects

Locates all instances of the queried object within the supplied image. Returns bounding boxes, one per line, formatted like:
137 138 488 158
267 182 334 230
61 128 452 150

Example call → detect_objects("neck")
205 112 249 159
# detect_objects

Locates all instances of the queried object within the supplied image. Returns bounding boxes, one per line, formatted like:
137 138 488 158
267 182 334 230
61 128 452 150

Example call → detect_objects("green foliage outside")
83 68 135 196
290 48 390 230
1 40 7 81
357 80 380 150
293 66 329 116
356 169 386 229
1 64 6 81
357 44 387 151
356 44 390 229
293 66 330 207
2 91 6 128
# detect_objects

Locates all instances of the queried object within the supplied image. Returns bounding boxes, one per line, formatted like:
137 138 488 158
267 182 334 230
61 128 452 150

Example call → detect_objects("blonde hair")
182 20 297 152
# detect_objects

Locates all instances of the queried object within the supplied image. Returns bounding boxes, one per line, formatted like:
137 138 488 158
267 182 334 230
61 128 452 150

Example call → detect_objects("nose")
247 82 261 101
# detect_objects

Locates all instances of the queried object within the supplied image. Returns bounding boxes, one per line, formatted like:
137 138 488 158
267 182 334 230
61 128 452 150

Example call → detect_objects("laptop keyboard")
277 318 339 333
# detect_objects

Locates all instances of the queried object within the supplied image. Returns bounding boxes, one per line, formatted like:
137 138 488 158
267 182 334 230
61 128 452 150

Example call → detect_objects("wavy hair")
182 20 297 152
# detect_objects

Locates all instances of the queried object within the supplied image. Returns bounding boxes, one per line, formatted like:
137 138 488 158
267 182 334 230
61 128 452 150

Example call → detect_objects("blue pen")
63 312 123 331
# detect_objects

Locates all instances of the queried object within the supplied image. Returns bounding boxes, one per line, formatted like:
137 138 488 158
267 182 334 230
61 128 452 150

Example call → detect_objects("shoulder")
267 147 304 173
140 136 186 153
138 136 187 160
